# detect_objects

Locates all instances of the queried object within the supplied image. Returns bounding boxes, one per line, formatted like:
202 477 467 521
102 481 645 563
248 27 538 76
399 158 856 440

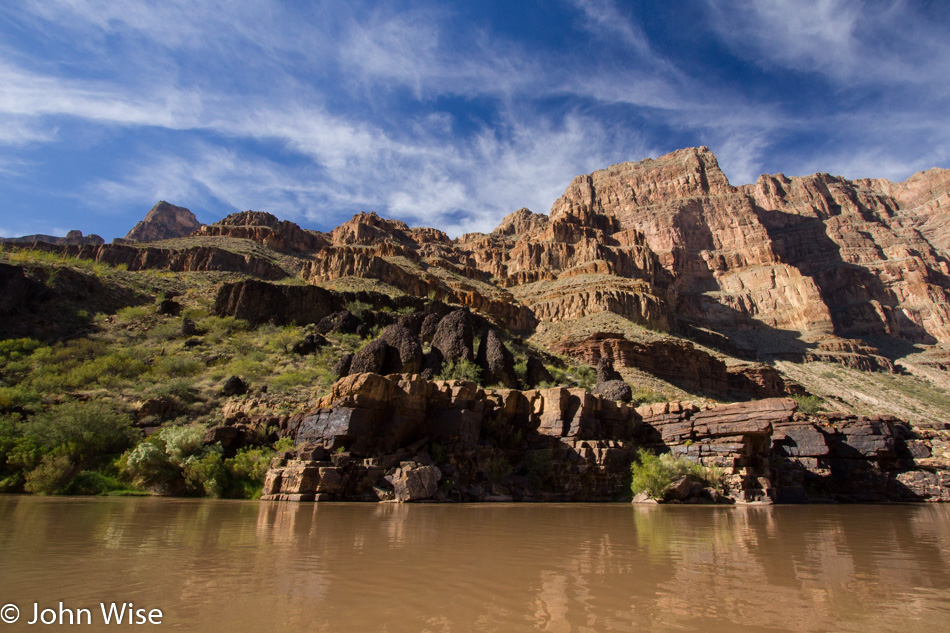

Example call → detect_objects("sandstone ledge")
250 373 949 504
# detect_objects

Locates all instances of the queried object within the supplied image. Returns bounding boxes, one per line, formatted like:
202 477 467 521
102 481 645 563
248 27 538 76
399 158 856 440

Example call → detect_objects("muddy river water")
1 497 948 632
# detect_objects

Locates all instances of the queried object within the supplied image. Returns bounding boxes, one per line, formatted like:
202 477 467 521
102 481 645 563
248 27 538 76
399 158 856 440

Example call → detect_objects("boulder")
431 309 474 364
476 329 518 388
350 338 388 374
333 353 354 377
392 464 442 502
136 396 177 421
181 317 199 337
379 324 423 374
525 356 553 388
316 310 362 336
221 375 248 396
157 299 181 316
663 474 705 502
595 358 623 383
419 313 442 342
421 350 443 380
292 333 329 355
593 380 632 402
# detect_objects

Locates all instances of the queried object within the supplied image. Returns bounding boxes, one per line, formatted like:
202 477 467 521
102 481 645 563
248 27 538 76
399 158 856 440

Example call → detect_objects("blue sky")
1 0 948 240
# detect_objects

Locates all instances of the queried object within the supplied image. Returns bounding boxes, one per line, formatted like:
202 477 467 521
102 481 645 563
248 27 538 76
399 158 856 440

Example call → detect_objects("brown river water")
1 497 948 632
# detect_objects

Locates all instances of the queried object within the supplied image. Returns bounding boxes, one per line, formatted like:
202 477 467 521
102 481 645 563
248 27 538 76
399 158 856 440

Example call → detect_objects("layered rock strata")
251 373 949 503
545 147 950 353
194 211 329 253
16 241 288 280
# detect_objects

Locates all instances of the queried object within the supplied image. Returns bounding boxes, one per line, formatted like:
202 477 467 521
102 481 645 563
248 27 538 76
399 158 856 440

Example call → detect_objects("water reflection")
0 497 948 632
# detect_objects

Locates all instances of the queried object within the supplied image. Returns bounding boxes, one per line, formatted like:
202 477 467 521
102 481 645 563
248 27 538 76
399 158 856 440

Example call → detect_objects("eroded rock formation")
252 373 949 503
125 201 202 242
194 211 329 253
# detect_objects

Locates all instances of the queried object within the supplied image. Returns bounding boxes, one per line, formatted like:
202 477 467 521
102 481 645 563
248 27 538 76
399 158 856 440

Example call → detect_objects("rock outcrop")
125 201 202 242
545 148 950 359
0 230 104 246
475 328 518 388
254 374 949 503
16 240 288 279
194 211 328 253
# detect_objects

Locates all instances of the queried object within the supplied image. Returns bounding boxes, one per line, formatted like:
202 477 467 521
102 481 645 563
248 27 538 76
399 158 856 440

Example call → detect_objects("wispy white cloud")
705 0 860 74
0 0 947 241
704 0 950 88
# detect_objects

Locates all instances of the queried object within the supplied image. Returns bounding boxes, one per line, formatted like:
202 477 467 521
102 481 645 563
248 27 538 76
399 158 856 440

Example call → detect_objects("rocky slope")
0 230 104 246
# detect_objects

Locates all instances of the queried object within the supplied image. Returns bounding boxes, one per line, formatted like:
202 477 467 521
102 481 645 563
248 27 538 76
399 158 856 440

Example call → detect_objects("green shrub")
147 378 198 402
63 470 130 495
24 454 76 494
630 449 722 499
273 436 296 452
0 338 43 363
438 359 482 383
148 320 185 342
150 355 203 379
200 316 251 342
182 450 227 497
26 401 136 461
0 385 42 411
0 415 41 481
633 388 668 405
158 425 207 465
346 301 373 319
116 305 149 323
484 455 512 485
225 447 275 499
791 394 825 415
573 364 596 391
124 442 178 487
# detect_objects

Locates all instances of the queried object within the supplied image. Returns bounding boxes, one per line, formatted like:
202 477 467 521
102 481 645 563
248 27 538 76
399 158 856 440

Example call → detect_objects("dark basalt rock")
421 349 443 380
595 358 623 383
593 379 632 402
333 353 354 377
396 311 428 337
475 328 517 388
316 310 362 336
592 358 631 401
181 317 199 337
157 299 181 316
379 324 423 375
292 333 329 356
431 309 474 364
525 356 553 388
221 375 248 396
419 313 442 342
350 338 389 374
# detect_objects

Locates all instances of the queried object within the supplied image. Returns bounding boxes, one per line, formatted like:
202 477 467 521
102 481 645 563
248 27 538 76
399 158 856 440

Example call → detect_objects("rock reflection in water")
1 497 948 632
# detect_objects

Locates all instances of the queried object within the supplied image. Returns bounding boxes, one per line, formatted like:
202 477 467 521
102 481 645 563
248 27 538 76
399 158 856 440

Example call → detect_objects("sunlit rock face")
125 201 202 242
547 147 950 347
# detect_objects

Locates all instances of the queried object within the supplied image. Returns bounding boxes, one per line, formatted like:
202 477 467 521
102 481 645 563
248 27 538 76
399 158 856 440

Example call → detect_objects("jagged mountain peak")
124 201 202 242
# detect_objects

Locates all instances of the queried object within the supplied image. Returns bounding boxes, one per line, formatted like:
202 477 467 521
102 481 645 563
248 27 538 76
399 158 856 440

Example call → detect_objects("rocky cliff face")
125 201 203 242
545 148 950 355
250 372 948 503
194 211 329 253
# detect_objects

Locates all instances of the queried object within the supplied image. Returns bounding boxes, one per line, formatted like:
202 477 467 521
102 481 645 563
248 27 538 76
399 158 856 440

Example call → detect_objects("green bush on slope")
630 449 723 499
